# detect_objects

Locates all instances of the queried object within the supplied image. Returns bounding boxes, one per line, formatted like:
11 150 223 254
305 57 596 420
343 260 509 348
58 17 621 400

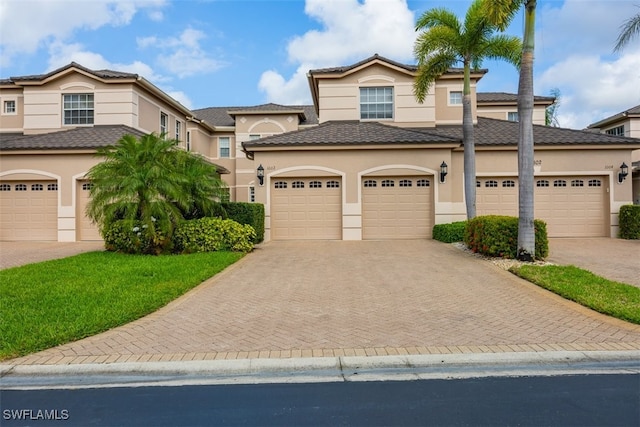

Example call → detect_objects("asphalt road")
2 374 639 426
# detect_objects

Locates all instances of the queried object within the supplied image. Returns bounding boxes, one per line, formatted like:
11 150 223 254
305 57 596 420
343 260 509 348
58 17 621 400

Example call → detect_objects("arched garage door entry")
0 179 58 241
476 176 608 237
270 177 342 240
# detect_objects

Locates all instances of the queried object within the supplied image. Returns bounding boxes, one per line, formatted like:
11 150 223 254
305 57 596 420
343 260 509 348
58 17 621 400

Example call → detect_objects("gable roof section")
477 92 556 106
242 117 640 151
242 121 459 150
5 62 138 84
193 104 318 128
0 125 230 173
420 117 640 146
587 104 640 130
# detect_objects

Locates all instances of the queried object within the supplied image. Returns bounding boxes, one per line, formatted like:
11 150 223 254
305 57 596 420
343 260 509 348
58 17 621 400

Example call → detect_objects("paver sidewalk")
7 240 640 366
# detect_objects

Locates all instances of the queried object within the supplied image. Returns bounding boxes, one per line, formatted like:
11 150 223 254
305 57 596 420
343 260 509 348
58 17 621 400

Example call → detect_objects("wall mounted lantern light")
618 162 628 183
257 164 265 186
440 161 448 183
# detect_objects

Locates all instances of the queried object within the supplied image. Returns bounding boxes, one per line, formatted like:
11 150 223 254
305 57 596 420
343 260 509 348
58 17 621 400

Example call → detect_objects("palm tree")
614 6 640 52
85 133 226 252
483 0 537 261
413 0 521 220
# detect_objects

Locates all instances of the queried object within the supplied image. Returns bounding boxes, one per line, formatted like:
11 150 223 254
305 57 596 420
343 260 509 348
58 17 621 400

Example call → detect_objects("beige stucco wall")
434 83 477 125
316 64 437 126
0 88 24 131
476 105 547 125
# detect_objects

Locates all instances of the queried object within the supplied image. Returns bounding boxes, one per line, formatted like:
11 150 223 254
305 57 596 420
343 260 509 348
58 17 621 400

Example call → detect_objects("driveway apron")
10 240 640 365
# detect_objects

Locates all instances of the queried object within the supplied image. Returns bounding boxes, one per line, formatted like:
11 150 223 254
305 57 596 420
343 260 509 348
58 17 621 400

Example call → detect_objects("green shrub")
221 202 265 243
619 205 640 239
174 217 256 253
464 215 549 260
432 221 467 243
103 219 172 255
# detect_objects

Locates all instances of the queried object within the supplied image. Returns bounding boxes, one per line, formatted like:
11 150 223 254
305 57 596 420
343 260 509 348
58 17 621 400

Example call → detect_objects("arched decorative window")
31 184 43 191
0 184 11 191
309 181 322 188
536 180 549 187
502 180 515 188
47 183 58 191
82 182 93 191
326 180 340 188
417 179 430 187
399 179 412 187
553 180 567 187
588 179 602 187
292 181 304 189
363 180 377 188
571 180 584 187
381 179 394 187
485 180 498 188
15 184 27 191
274 181 287 189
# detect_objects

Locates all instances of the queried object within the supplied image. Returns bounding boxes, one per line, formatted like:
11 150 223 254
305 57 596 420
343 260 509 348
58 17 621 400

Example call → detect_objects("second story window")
3 100 16 114
360 87 393 120
160 112 168 135
219 137 230 158
63 94 94 125
507 112 519 122
175 120 182 141
449 91 463 105
186 131 191 151
605 125 624 136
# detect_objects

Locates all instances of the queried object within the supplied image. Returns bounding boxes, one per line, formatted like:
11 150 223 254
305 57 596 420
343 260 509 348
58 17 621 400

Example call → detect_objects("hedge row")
221 202 265 243
619 205 640 240
104 218 255 254
463 215 549 260
432 221 467 243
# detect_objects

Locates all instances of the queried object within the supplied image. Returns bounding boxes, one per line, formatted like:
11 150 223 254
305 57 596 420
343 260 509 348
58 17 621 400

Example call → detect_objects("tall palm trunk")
462 60 476 219
517 0 536 261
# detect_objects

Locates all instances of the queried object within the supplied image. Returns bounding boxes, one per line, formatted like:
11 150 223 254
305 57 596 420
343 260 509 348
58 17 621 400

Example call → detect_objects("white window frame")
2 99 17 115
186 131 191 151
219 137 230 158
449 91 463 106
160 112 168 136
63 93 94 125
605 125 625 136
175 120 182 141
507 111 519 122
360 87 394 120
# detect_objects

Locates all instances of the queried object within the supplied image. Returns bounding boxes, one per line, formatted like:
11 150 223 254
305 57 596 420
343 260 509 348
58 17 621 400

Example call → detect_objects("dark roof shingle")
477 92 555 104
0 125 147 150
243 121 459 149
193 104 318 127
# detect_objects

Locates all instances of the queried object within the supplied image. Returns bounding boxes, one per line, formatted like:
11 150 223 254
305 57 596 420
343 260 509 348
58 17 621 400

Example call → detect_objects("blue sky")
1 0 639 129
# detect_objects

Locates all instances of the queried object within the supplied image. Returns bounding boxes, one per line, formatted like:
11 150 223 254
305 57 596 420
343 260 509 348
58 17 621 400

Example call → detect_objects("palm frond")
614 9 640 52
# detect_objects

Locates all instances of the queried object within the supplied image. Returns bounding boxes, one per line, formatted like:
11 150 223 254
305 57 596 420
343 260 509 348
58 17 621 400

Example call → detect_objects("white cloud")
0 0 166 67
537 50 640 129
258 0 416 104
139 28 227 78
534 0 640 129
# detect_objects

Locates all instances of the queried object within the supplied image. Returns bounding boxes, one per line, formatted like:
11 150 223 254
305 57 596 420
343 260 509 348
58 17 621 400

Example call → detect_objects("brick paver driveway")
10 240 640 365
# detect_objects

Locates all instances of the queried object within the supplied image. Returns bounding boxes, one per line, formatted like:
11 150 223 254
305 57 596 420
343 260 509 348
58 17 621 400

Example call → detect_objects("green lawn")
0 251 243 360
511 264 640 325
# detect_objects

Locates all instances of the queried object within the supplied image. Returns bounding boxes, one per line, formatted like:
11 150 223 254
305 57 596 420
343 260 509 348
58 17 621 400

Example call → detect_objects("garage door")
362 176 433 240
77 181 102 241
0 181 58 241
477 177 607 237
270 178 342 240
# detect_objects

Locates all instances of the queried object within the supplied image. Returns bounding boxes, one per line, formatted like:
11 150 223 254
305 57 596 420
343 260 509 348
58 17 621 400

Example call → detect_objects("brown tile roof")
0 126 229 173
5 62 138 83
242 120 459 149
477 92 555 104
308 53 484 77
242 117 640 150
193 104 318 127
419 117 640 146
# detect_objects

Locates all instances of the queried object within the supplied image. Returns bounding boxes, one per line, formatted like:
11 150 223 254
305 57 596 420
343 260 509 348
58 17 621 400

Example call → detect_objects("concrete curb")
2 350 639 378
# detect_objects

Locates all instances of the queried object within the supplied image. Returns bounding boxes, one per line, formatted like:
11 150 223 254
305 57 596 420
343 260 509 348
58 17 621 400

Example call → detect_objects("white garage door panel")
476 177 607 237
270 178 342 240
362 176 433 240
77 181 102 241
0 181 58 241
